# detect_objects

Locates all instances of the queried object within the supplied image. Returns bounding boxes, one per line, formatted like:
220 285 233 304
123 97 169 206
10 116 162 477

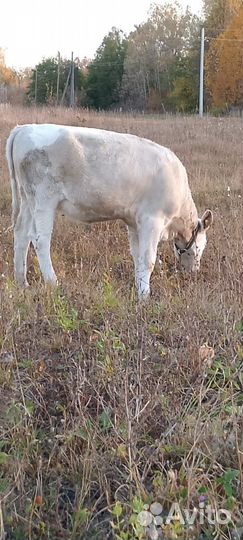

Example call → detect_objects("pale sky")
1 0 202 70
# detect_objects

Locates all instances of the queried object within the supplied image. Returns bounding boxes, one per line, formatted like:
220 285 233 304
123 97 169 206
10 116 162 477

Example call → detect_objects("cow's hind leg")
32 205 57 285
14 199 33 286
136 217 163 300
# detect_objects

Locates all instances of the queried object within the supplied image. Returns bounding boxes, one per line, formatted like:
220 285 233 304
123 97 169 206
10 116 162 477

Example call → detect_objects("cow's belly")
58 199 122 223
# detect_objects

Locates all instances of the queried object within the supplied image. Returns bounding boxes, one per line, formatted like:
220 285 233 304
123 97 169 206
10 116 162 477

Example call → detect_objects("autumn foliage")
0 0 243 111
0 50 17 86
206 5 243 108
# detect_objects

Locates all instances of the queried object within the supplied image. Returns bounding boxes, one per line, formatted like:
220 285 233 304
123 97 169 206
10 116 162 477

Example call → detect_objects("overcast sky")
1 0 202 69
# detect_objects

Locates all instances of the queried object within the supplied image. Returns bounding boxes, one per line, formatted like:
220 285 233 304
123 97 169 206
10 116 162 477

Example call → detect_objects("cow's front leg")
136 217 163 300
127 225 139 285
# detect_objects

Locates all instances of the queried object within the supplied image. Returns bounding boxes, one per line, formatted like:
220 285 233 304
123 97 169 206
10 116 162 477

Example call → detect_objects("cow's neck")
171 192 198 242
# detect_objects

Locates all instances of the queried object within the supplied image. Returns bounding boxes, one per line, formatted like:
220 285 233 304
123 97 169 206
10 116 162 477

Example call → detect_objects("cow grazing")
6 124 213 299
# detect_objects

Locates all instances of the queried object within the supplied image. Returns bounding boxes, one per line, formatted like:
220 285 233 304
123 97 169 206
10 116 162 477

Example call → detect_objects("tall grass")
0 105 242 540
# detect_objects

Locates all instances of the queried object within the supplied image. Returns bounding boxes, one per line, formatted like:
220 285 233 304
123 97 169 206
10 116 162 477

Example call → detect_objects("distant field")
0 105 242 540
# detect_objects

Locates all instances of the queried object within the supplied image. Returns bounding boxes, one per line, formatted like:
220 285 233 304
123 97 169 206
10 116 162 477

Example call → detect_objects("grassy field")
0 105 242 540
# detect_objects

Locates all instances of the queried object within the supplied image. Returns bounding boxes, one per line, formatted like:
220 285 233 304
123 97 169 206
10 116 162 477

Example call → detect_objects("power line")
31 30 242 108
31 36 243 76
205 36 243 42
31 49 242 80
32 47 242 73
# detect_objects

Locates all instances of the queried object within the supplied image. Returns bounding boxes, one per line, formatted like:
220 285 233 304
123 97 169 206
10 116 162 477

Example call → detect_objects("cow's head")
174 209 213 272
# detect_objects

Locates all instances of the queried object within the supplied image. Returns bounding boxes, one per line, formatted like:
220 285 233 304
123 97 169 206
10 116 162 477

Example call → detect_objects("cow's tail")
6 126 21 227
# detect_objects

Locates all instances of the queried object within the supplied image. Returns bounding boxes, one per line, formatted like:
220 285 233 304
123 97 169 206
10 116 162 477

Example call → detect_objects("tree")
0 47 19 103
121 2 201 111
168 52 199 112
0 47 5 66
120 21 154 110
167 11 201 113
0 47 17 86
28 56 85 105
203 0 242 36
205 6 243 109
85 28 127 109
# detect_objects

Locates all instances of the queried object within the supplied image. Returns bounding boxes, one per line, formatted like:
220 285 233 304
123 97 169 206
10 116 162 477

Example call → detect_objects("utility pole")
35 67 38 104
70 51 75 107
199 27 205 117
61 66 71 105
56 51 60 105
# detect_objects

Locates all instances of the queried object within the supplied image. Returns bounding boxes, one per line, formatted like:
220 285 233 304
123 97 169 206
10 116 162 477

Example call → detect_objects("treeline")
1 0 242 113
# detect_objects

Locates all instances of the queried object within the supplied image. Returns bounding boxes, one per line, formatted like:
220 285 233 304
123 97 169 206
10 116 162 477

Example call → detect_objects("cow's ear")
200 209 213 231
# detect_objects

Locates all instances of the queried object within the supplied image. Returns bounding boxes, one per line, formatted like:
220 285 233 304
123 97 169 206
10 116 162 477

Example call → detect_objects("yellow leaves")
116 443 128 460
206 6 243 108
227 0 243 17
198 342 215 368
37 360 46 373
0 64 17 86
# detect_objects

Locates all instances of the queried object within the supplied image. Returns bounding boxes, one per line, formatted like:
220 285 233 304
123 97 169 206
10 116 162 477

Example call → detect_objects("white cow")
6 124 213 299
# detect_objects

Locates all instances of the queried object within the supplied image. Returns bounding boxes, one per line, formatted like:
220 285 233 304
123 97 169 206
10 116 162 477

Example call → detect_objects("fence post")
56 51 60 105
35 67 38 104
70 51 75 107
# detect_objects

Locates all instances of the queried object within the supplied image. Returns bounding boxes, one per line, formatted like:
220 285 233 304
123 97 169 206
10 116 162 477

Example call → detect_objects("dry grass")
0 105 242 540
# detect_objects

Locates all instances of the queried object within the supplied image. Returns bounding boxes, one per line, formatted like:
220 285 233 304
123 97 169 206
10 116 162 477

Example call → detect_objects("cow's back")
9 123 190 223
